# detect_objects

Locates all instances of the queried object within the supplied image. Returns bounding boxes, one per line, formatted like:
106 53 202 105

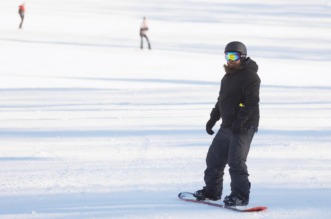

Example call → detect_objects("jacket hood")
242 57 258 74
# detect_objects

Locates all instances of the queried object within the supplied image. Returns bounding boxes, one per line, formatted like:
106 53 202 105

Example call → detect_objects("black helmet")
224 41 247 56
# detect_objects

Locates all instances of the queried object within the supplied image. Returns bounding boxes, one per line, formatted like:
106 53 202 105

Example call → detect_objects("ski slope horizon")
0 0 331 218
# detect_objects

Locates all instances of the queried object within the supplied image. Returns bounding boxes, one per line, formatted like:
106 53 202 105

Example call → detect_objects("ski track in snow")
0 0 331 218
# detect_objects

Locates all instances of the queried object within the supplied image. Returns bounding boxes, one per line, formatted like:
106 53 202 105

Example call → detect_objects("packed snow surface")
0 0 331 218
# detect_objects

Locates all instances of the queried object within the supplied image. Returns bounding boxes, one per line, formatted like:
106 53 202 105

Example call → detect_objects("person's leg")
144 35 151 50
203 127 232 197
19 13 24 29
228 127 256 199
140 36 143 49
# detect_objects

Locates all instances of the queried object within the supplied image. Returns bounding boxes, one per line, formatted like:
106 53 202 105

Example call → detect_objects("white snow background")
0 0 331 218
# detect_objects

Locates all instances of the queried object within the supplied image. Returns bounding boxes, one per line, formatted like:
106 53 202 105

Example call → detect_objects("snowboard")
178 192 267 213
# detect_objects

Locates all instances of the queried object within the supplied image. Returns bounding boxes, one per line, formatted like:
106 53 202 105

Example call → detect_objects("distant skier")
18 3 25 29
139 17 151 50
194 41 261 207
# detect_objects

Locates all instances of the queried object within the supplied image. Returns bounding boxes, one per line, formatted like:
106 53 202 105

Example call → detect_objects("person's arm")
206 102 221 135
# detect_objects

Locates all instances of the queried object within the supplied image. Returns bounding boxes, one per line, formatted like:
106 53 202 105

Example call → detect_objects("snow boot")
193 188 221 201
223 193 249 206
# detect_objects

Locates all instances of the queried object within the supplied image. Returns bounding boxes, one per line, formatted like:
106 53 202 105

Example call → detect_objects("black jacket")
210 58 260 129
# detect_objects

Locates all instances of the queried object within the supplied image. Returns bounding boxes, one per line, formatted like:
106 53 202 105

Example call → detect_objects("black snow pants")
19 11 24 29
203 126 256 199
140 34 151 49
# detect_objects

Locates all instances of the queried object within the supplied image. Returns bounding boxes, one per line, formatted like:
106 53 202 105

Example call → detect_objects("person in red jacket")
18 3 25 29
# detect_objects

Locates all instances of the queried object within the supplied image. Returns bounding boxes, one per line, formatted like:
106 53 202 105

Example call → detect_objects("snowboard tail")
178 192 267 213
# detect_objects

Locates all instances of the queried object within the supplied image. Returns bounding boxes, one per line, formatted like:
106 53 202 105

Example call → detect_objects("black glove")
232 119 244 134
206 119 217 135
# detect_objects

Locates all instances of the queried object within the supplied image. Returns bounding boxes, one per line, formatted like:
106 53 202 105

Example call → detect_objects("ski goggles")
225 51 242 61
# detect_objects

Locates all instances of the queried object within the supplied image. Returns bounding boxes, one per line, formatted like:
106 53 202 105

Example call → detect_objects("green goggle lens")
225 52 241 61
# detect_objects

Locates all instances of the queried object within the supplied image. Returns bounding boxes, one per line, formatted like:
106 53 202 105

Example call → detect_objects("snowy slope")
0 0 331 218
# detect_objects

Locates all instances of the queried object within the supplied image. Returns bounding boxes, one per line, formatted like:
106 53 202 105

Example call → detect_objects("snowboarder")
18 3 25 29
194 41 261 207
139 17 151 50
